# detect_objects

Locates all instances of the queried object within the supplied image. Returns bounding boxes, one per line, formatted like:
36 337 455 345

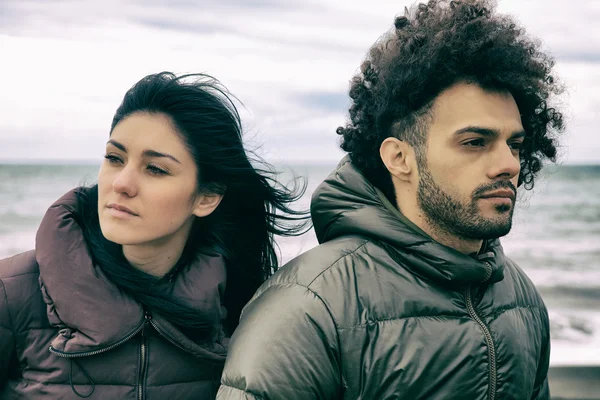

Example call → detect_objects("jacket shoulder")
267 236 370 289
0 250 39 280
502 256 548 310
0 250 46 333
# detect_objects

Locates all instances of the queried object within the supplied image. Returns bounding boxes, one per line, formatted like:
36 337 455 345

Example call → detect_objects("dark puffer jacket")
0 190 228 399
218 158 550 400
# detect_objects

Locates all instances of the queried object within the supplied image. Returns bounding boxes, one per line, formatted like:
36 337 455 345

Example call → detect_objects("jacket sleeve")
0 278 17 388
217 283 341 400
530 343 550 399
531 309 551 400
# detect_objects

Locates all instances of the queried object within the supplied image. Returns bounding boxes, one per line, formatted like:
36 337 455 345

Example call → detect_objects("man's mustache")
473 181 517 199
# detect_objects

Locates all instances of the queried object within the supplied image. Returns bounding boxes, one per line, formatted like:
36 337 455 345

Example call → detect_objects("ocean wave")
537 284 600 311
524 267 600 289
0 229 37 259
549 309 600 366
550 312 594 342
0 210 44 228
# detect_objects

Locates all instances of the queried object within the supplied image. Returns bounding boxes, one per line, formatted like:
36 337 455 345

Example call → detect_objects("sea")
1 162 599 367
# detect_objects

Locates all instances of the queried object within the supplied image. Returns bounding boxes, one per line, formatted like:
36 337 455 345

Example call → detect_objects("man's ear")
192 193 224 218
380 137 417 183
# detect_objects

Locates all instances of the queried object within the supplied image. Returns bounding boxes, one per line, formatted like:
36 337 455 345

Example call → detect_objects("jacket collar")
35 189 227 360
311 157 506 288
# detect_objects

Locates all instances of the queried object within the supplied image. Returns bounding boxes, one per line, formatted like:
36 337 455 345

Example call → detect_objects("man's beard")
416 164 517 241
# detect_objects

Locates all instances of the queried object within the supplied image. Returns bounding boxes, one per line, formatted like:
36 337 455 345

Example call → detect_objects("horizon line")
1 159 599 167
0 158 344 166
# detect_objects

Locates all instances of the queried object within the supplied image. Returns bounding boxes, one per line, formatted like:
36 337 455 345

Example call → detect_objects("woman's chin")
99 224 141 246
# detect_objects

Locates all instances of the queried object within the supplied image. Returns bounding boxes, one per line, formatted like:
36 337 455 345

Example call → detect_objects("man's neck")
417 217 483 254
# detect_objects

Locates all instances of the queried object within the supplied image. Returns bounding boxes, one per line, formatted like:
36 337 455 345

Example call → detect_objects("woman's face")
97 112 218 247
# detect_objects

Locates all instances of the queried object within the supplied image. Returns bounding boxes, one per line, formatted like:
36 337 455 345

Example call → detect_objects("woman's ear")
192 193 224 218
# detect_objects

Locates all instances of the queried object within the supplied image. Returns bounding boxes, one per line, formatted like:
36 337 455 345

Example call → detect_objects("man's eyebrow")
454 126 526 138
107 140 181 163
509 131 527 139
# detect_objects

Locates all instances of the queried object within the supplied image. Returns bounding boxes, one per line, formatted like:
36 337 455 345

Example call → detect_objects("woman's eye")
104 154 122 164
147 165 168 176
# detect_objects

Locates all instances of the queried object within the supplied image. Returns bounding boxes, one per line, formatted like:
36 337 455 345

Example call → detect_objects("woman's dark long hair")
76 72 310 337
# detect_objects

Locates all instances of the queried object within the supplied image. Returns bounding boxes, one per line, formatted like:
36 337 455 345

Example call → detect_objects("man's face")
416 82 524 241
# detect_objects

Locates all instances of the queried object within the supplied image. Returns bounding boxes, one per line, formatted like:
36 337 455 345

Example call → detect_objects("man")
217 0 563 399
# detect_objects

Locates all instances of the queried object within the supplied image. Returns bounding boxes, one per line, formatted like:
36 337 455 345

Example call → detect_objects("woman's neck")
122 226 191 278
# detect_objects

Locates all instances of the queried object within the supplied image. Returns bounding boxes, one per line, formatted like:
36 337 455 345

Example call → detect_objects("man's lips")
479 189 516 201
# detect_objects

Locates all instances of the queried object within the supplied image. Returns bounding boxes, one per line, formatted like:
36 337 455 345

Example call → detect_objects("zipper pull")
142 311 152 337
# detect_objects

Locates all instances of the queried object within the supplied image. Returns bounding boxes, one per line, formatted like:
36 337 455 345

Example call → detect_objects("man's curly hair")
337 0 564 201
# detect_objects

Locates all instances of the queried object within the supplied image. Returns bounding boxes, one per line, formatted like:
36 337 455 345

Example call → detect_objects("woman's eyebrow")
106 140 181 163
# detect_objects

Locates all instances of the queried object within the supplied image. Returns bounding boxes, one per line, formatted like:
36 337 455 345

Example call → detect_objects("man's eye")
510 141 524 151
464 139 485 147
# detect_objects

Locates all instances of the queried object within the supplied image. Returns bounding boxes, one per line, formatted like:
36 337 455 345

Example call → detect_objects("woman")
0 72 308 399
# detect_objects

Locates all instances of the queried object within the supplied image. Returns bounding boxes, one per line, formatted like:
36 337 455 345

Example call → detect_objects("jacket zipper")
147 314 191 354
50 322 145 358
138 312 150 400
50 311 194 399
464 285 497 400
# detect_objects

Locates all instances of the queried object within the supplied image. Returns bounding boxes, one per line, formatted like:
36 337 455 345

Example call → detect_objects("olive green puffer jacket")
218 157 550 400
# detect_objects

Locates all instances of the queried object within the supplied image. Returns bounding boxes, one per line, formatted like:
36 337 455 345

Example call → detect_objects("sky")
0 0 598 164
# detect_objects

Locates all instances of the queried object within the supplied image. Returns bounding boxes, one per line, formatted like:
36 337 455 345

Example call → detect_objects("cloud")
0 0 598 163
295 92 351 113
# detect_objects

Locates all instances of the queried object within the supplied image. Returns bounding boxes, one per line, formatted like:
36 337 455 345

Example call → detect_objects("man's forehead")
429 82 523 134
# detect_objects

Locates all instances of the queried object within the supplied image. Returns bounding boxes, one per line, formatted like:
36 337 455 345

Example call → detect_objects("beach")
1 162 599 397
549 366 600 399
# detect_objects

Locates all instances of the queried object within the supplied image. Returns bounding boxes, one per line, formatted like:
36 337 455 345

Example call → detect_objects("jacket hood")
35 189 227 360
310 156 506 287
